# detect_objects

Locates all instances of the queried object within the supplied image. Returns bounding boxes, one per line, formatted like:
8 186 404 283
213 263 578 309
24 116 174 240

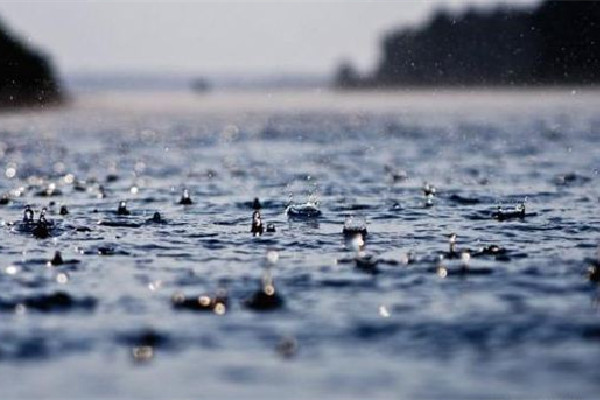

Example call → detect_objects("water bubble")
5 265 19 275
117 201 130 215
379 305 391 318
213 302 226 316
349 234 365 250
437 266 448 278
264 284 275 296
56 272 69 284
179 189 192 205
199 295 211 307
132 346 154 362
15 303 27 315
461 251 471 266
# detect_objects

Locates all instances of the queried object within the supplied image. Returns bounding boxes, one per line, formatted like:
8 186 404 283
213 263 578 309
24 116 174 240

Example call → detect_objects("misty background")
0 0 538 91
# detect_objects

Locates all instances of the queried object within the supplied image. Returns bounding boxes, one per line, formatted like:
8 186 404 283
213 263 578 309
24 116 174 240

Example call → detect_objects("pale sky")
0 0 539 75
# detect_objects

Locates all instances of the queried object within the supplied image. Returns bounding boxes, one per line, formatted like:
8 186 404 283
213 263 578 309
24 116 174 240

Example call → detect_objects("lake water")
0 89 599 399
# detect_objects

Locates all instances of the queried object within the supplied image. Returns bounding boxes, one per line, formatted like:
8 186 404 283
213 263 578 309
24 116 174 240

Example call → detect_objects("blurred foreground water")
0 89 599 399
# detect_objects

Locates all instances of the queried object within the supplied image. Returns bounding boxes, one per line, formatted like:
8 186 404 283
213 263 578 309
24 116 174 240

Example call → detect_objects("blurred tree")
334 60 360 88
0 16 63 108
336 0 599 88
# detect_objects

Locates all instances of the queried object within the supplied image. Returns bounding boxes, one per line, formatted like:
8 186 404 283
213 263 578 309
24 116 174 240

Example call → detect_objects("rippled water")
1 89 599 399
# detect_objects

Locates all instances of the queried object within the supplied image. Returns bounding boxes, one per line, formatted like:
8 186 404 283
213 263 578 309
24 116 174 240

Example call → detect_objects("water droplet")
56 273 69 284
5 265 19 275
214 303 226 315
379 305 391 318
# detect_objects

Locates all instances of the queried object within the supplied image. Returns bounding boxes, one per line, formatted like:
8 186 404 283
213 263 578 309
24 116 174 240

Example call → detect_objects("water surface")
1 89 599 399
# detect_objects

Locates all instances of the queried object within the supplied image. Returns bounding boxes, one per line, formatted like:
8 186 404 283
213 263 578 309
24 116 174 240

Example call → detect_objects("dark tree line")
0 17 63 108
336 1 600 88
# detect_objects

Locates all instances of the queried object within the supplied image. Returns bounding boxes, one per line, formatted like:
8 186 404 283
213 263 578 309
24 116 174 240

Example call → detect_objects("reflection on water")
0 89 599 398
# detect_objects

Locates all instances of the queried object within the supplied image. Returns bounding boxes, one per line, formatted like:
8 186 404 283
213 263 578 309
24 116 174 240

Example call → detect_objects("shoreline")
0 96 69 114
332 83 600 93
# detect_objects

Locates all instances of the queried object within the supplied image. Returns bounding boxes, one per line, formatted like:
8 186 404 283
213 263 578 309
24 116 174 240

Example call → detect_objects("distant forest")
335 0 600 88
0 17 63 108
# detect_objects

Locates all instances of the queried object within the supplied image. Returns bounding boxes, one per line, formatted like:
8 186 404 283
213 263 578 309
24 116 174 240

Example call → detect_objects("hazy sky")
0 0 539 75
